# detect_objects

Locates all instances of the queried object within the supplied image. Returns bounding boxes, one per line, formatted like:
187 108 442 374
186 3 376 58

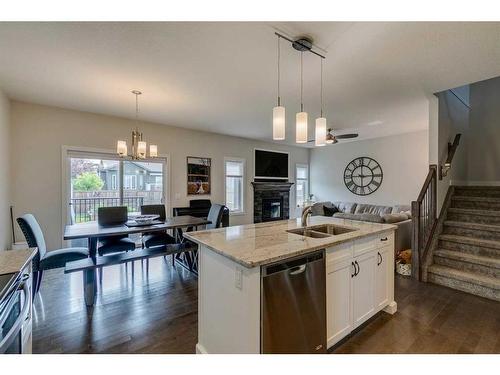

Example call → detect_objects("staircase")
427 186 500 301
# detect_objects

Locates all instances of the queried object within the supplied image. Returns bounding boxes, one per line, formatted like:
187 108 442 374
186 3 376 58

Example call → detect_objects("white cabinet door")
326 259 354 347
352 251 376 329
375 245 390 311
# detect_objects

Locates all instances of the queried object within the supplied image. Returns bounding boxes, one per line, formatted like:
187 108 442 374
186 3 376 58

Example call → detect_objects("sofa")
310 201 412 254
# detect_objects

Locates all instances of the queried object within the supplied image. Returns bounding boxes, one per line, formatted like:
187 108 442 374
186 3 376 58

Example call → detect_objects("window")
67 151 166 223
225 158 245 214
124 175 137 190
296 164 309 207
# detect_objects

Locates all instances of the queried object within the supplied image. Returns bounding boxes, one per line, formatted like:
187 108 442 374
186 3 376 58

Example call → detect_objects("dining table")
63 215 210 307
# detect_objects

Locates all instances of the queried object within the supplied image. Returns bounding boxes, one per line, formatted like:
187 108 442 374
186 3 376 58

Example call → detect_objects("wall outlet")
174 192 181 200
235 268 243 290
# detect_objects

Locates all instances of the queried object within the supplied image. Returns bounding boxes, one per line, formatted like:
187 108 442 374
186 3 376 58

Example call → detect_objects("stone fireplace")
251 181 294 223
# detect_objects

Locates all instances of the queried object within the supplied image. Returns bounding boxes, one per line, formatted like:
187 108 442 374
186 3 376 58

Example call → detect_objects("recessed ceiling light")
367 120 383 126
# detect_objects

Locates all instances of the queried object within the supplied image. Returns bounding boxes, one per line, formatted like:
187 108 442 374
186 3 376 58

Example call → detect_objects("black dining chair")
206 203 227 230
97 206 136 255
97 206 136 281
140 204 176 248
17 214 89 294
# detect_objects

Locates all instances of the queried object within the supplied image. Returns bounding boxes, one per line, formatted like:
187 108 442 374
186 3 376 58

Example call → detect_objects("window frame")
62 146 170 236
224 157 246 216
295 163 309 208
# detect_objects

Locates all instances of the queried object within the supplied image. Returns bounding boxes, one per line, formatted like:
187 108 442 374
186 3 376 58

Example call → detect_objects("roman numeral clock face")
343 157 383 196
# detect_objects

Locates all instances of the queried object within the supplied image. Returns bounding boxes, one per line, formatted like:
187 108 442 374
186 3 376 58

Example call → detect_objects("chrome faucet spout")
301 206 313 227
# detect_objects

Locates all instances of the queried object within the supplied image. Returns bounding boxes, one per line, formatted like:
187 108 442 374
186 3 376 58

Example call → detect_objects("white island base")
195 229 397 354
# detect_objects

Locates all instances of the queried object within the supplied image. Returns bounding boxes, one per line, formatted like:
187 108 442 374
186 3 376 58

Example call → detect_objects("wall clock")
343 157 383 196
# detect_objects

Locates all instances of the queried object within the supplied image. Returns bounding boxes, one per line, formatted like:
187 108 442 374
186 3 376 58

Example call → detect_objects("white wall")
467 77 500 183
310 131 429 206
0 90 11 250
435 90 470 210
10 101 309 250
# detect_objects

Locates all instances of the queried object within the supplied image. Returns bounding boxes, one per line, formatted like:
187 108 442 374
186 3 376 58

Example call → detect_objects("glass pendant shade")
137 141 147 159
149 144 158 158
117 140 127 156
315 117 327 146
273 106 286 140
296 112 308 143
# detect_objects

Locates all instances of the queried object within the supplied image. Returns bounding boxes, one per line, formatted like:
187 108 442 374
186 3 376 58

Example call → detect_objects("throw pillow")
323 205 338 217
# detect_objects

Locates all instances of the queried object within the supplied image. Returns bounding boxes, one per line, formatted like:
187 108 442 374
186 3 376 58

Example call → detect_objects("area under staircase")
427 186 500 301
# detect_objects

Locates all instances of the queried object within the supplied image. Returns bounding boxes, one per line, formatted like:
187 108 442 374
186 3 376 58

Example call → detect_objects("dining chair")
17 214 89 294
206 203 227 229
97 206 136 282
97 206 136 255
140 204 176 248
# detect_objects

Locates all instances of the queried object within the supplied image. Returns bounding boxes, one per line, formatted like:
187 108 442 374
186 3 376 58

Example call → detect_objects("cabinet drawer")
376 232 394 249
326 242 353 271
353 235 376 257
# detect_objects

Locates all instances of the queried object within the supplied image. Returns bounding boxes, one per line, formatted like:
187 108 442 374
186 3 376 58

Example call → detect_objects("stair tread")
428 264 500 289
439 234 500 250
448 208 500 216
434 249 500 269
452 196 500 203
443 220 500 232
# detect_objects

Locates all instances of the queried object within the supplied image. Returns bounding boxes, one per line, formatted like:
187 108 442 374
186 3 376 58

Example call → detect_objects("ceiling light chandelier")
116 90 158 160
271 32 326 145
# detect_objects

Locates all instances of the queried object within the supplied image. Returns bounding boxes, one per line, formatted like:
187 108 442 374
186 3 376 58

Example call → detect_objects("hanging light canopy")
315 58 326 147
116 90 158 160
272 35 285 140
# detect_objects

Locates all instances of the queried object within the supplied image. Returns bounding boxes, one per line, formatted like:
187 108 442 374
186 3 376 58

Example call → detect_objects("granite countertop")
0 248 38 275
184 216 396 268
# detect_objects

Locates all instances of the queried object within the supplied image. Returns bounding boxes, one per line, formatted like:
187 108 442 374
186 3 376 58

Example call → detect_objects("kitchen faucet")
301 206 312 227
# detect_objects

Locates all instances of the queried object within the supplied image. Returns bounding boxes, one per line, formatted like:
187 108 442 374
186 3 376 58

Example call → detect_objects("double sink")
287 224 358 239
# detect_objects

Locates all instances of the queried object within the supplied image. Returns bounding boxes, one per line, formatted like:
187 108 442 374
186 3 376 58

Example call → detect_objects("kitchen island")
184 216 397 354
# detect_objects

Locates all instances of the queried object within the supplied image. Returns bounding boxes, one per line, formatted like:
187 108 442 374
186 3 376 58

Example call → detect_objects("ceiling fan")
308 128 359 145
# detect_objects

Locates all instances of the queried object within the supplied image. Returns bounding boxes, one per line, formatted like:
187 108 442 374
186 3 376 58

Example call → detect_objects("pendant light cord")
320 58 323 118
300 51 304 112
135 92 140 131
277 35 281 106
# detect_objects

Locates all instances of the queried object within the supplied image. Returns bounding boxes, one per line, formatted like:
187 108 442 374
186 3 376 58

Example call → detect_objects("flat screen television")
254 149 289 180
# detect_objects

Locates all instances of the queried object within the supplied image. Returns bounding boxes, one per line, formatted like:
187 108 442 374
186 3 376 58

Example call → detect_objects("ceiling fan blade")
336 133 359 139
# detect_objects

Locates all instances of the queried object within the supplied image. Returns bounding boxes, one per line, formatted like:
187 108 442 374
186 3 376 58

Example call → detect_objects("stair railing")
439 133 461 179
411 165 438 280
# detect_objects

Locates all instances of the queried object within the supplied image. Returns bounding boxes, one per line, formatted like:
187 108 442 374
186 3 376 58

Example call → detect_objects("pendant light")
296 51 308 143
315 58 326 146
273 35 285 140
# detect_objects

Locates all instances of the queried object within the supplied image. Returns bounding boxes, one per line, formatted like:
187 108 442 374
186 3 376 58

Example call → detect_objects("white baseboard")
451 180 500 187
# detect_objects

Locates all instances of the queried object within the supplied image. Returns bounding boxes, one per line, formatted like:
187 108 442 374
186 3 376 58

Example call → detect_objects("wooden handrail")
439 134 461 179
411 164 438 280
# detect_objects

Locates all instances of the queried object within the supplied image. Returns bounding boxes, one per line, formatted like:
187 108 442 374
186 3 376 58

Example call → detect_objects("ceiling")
0 22 499 146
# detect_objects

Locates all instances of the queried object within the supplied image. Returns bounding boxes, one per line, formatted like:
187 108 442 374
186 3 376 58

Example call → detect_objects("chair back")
140 204 166 221
98 206 128 226
17 214 46 270
206 204 225 230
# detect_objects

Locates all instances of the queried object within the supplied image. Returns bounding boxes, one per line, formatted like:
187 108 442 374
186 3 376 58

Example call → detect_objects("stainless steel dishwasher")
261 251 326 354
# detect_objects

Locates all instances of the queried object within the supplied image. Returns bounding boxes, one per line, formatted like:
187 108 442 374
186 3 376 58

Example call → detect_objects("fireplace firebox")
251 181 294 223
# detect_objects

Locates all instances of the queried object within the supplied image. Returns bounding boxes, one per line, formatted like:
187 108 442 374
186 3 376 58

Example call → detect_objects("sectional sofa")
310 201 412 254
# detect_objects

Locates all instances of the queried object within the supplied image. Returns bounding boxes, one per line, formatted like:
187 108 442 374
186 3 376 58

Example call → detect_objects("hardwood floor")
33 259 500 354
